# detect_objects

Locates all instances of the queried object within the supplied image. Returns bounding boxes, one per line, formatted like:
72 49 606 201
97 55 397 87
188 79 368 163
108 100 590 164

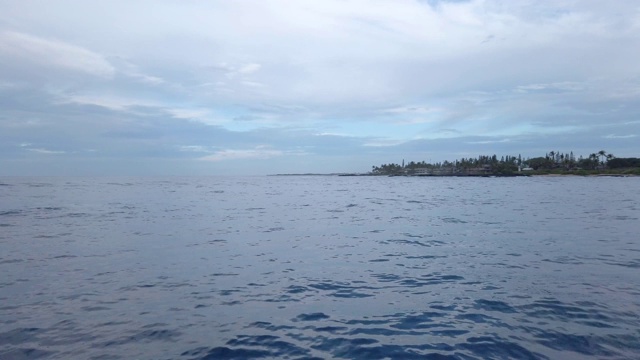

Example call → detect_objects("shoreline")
271 172 640 177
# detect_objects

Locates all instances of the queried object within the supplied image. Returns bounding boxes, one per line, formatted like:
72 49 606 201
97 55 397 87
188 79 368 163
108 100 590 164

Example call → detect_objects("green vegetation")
371 150 640 176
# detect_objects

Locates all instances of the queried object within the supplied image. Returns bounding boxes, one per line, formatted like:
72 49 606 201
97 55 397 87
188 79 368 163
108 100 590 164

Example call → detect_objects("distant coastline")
368 150 640 177
271 172 639 177
272 150 640 177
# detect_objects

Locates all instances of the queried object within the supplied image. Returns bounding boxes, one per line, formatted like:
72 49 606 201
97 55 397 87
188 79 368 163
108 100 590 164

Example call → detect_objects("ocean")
0 176 639 359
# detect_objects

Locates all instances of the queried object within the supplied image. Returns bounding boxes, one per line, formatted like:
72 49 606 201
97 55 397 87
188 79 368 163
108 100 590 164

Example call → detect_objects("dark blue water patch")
346 327 419 337
220 300 241 306
50 254 77 259
342 318 391 326
531 330 614 356
0 327 42 345
598 334 640 354
99 328 181 347
309 336 378 351
183 346 271 359
81 306 111 312
383 239 432 247
305 281 375 298
37 320 98 347
207 239 227 244
474 299 517 313
209 273 239 277
405 255 445 259
307 281 365 292
604 260 640 268
430 304 457 311
64 212 91 218
26 183 53 187
542 256 584 265
250 321 296 331
38 206 63 211
262 227 284 232
105 182 136 186
441 217 468 224
430 329 469 337
285 285 310 294
184 334 312 359
396 274 465 288
455 313 498 323
309 336 458 359
308 325 348 334
456 336 547 360
261 294 302 303
0 347 54 359
519 299 611 322
0 210 22 217
576 320 616 328
402 232 426 238
227 335 308 356
330 290 374 298
0 258 24 264
391 312 447 330
294 312 330 321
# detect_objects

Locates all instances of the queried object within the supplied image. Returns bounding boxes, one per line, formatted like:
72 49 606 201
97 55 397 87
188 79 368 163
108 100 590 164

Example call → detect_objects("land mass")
370 150 640 177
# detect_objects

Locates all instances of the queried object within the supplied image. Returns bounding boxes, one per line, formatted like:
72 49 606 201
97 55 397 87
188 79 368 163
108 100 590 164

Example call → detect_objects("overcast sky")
1 0 639 175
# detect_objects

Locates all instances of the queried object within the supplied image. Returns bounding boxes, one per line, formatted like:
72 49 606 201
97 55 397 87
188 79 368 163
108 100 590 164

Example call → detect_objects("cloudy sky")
1 0 639 175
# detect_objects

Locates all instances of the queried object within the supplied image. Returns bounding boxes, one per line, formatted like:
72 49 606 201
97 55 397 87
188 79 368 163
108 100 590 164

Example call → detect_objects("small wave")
0 348 54 359
474 299 517 313
100 328 181 347
0 259 24 264
294 312 330 321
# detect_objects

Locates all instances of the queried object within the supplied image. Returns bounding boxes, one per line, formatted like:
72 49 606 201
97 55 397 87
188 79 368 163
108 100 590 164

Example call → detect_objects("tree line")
371 150 639 175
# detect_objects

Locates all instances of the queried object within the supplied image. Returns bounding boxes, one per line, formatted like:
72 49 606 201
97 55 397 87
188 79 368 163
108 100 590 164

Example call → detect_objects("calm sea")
1 176 639 359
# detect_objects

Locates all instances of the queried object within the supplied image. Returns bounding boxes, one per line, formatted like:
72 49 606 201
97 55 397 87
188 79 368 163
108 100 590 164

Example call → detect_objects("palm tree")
589 153 598 169
598 150 607 165
606 153 614 167
547 151 555 168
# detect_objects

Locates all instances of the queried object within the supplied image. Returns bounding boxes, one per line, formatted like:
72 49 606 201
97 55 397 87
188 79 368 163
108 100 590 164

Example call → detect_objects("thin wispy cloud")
0 31 115 78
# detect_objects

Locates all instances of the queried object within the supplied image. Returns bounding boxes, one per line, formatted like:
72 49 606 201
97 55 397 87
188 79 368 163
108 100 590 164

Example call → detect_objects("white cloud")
179 145 212 153
238 63 261 74
605 134 637 139
0 31 114 78
467 138 512 145
516 82 586 93
363 139 407 147
166 108 211 120
27 148 66 154
199 147 284 162
60 94 156 111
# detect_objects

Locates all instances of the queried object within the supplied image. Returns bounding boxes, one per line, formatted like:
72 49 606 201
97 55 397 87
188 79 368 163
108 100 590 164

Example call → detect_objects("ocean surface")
1 175 639 360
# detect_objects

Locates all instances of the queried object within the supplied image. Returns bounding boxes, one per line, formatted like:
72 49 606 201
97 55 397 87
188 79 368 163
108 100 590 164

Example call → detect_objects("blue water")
0 176 639 359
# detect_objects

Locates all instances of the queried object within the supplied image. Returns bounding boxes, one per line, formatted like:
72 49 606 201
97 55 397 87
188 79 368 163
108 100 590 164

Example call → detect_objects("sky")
1 0 639 175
